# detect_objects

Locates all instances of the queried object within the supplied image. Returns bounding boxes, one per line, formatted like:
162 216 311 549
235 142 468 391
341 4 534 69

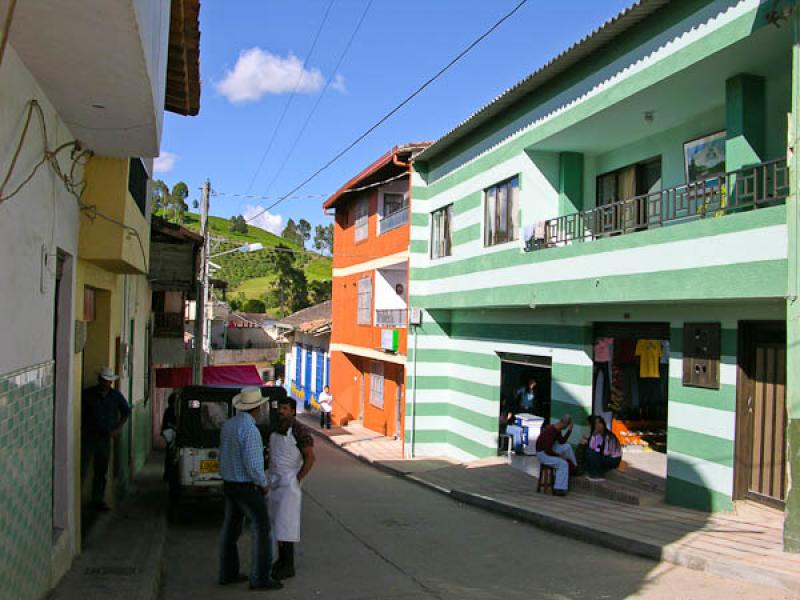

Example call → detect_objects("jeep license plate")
199 460 219 473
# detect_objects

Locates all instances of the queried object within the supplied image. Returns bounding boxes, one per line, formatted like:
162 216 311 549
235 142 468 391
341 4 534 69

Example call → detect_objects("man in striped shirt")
218 387 282 591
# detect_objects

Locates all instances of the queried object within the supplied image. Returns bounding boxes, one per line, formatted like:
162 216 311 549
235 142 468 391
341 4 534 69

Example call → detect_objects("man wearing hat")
268 396 315 581
81 367 130 511
218 387 282 591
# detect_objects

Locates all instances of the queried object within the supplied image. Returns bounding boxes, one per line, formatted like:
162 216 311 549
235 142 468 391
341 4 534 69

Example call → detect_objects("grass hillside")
176 212 332 301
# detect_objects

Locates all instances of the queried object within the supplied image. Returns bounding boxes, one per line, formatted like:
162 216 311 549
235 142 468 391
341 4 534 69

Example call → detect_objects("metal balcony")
378 207 409 235
153 312 185 337
528 159 789 251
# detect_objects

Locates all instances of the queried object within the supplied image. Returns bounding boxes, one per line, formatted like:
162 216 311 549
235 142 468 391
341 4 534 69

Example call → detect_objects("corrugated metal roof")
415 0 672 164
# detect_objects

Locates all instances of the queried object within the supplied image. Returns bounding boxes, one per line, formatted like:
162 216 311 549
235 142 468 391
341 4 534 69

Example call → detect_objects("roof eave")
415 0 672 164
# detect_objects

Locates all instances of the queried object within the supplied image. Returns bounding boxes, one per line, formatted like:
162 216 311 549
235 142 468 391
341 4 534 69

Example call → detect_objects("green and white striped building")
406 0 800 546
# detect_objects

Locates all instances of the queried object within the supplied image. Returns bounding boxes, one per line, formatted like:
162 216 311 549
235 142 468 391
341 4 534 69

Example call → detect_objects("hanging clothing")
268 428 304 543
660 340 670 366
617 339 638 364
635 339 662 378
594 337 614 363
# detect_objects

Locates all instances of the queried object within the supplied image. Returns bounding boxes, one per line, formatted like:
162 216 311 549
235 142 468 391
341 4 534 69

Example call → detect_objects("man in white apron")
268 397 315 580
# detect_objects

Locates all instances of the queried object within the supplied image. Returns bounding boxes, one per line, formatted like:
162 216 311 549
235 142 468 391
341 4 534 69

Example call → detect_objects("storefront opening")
593 323 669 453
497 353 552 452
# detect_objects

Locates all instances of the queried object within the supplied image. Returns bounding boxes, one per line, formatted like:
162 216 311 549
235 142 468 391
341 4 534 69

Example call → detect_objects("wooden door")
748 343 786 503
735 322 787 507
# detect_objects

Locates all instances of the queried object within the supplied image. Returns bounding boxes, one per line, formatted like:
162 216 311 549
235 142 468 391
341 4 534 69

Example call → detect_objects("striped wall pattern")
404 303 784 511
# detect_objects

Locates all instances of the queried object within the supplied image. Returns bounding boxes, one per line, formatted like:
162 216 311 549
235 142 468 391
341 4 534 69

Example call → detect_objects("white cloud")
242 205 284 235
330 73 347 94
154 151 177 173
216 48 325 103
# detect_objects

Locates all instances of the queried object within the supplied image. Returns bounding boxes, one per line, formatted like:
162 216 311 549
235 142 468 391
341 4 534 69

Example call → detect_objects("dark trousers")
320 411 331 429
585 448 621 478
81 433 111 504
219 482 274 587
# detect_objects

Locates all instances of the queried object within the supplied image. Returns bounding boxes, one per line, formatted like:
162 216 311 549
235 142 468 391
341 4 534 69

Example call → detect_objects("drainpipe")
410 323 417 458
392 151 415 456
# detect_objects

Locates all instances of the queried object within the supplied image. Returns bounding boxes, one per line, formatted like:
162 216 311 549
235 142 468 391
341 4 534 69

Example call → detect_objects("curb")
316 426 800 595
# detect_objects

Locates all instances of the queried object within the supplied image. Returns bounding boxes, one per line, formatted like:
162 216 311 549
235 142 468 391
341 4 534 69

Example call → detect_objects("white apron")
267 429 303 542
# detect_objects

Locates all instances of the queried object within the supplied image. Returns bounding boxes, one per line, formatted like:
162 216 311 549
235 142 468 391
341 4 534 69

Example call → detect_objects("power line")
212 170 408 204
244 0 336 193
244 0 529 225
261 0 374 199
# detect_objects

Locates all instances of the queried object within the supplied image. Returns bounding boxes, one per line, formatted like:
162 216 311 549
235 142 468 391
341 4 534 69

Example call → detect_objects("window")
378 191 408 235
357 276 372 325
353 198 369 242
382 192 406 216
369 361 384 408
430 204 453 259
484 177 519 247
128 158 149 217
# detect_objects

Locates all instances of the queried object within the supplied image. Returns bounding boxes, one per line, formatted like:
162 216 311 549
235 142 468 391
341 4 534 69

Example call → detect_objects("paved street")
161 441 793 600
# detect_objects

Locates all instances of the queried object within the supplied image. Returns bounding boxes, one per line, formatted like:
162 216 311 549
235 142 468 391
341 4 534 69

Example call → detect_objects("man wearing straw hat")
218 387 282 591
81 367 130 511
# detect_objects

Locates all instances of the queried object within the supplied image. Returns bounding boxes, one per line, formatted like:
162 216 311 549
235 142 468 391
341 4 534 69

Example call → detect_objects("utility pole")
192 179 210 384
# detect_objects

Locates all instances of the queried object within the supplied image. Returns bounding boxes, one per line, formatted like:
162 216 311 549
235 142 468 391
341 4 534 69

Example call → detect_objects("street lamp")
210 242 264 259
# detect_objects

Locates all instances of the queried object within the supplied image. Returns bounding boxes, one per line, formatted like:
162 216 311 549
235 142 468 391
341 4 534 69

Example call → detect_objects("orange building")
324 143 430 438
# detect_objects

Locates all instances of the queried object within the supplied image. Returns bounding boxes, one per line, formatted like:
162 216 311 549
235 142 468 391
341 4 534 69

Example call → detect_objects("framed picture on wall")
683 130 726 182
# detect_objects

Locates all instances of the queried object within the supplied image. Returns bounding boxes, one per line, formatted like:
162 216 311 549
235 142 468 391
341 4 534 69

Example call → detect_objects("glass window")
484 177 519 246
354 198 369 242
369 361 384 408
199 401 230 431
357 276 372 325
430 204 453 259
383 192 406 216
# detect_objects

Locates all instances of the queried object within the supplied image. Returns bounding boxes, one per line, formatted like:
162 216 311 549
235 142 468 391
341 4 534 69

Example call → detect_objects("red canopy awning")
155 365 263 388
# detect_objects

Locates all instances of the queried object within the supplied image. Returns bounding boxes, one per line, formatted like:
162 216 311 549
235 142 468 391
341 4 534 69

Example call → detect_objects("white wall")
375 267 408 311
0 46 81 375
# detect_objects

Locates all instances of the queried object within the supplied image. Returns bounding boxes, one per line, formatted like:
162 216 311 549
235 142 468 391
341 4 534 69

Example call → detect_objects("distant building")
278 302 332 410
324 144 430 438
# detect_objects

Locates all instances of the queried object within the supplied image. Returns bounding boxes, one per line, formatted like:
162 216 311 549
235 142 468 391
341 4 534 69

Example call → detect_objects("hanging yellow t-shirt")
635 339 662 378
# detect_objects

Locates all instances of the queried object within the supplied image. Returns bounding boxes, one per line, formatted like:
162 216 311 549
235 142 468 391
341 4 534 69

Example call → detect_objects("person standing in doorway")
515 378 537 413
81 367 130 512
268 397 316 581
218 387 282 590
318 385 333 429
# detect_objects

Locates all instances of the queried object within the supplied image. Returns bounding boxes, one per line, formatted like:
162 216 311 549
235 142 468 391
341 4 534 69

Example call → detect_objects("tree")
229 215 248 234
281 219 303 246
171 182 189 222
309 279 332 304
242 298 266 313
268 244 309 313
152 179 170 212
313 223 333 254
297 219 312 248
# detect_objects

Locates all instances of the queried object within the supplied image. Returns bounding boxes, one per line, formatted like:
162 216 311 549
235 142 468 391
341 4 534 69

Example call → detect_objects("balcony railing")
528 159 789 251
375 308 407 328
153 312 185 337
379 207 409 235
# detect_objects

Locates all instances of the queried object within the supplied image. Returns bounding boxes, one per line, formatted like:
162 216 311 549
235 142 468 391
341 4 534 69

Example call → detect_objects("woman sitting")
585 416 622 481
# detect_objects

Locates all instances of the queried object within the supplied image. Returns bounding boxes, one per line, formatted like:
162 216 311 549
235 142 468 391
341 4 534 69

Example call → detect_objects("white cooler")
515 414 544 455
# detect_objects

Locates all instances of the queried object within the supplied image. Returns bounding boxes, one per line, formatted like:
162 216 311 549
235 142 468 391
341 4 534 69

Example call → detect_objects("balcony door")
595 157 661 234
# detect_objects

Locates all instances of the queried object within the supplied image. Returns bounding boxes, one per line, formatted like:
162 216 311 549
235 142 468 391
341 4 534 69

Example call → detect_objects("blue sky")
157 0 632 234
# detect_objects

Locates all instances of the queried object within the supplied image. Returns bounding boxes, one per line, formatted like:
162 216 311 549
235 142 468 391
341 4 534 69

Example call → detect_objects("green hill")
174 212 332 305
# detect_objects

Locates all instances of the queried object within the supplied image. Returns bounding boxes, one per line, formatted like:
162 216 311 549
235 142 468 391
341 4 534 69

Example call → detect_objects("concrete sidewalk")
299 413 800 595
50 454 167 600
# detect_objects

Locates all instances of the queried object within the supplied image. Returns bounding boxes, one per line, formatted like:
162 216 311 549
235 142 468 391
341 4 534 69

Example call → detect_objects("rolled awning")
155 365 263 388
